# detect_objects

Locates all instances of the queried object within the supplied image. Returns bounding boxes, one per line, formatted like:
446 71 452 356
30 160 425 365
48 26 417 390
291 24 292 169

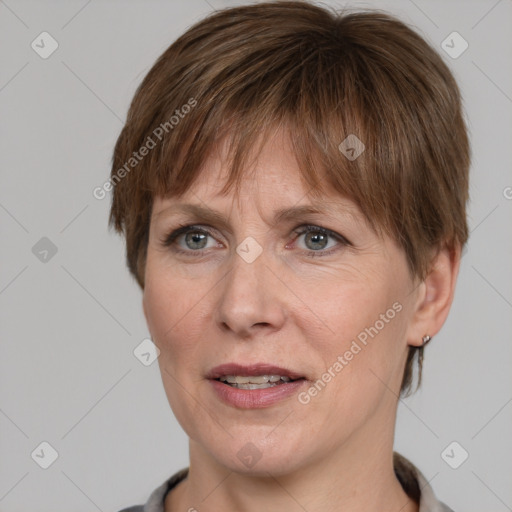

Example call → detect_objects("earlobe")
407 245 461 347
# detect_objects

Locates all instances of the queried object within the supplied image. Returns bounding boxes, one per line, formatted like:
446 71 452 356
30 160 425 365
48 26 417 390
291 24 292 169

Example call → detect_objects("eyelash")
160 223 351 258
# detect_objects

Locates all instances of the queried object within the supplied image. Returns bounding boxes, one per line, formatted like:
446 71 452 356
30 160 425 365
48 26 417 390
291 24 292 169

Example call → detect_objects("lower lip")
209 379 307 409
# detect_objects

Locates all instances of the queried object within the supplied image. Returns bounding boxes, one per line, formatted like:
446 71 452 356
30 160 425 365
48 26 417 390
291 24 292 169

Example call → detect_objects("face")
143 130 421 476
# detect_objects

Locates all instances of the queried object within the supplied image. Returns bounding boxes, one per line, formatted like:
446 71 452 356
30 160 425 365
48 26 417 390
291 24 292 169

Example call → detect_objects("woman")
110 2 469 511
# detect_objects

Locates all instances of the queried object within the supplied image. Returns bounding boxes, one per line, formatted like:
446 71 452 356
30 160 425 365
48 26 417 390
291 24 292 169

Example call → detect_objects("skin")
142 129 460 512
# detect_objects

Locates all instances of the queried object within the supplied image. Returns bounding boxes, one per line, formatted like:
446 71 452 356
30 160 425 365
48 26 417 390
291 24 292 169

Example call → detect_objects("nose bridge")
215 242 286 337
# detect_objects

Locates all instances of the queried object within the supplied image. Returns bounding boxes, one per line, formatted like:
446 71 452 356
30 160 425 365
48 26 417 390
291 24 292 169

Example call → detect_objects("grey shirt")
118 452 454 512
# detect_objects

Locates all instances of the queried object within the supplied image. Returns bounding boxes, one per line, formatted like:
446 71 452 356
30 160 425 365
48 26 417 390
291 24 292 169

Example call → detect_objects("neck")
166 403 418 512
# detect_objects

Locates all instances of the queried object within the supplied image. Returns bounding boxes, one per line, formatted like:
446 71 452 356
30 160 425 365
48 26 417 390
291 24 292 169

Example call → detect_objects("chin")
200 425 313 477
224 449 307 478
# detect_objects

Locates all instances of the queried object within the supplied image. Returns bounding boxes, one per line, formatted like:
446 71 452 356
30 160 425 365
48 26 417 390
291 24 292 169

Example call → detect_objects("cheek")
306 275 409 389
143 269 202 362
143 272 212 434
304 272 396 342
297 292 408 437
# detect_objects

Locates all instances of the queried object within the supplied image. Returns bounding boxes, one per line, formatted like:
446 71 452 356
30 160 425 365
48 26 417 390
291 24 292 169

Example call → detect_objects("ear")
406 245 461 347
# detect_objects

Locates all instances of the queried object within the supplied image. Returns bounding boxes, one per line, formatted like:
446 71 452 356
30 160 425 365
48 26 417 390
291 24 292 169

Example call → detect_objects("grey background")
1 0 511 511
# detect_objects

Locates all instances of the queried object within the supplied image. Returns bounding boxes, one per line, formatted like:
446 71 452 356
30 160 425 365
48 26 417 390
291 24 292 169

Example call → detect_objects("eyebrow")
155 202 360 228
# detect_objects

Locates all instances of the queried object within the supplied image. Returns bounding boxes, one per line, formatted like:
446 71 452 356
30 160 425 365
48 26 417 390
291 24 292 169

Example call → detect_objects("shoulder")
116 468 189 512
393 452 456 512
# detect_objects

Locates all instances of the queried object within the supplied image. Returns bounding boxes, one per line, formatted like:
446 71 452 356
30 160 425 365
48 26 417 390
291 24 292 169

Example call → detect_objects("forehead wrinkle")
154 197 364 233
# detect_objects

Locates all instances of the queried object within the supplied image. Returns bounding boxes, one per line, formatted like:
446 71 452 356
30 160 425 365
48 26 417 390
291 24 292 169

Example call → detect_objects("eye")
291 225 350 256
161 223 350 257
161 224 221 254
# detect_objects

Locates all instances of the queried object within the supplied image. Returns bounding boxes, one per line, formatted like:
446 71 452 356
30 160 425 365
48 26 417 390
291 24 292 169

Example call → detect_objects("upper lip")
207 363 306 380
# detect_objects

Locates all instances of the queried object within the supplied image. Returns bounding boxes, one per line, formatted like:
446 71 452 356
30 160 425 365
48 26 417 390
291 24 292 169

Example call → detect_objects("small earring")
422 335 432 346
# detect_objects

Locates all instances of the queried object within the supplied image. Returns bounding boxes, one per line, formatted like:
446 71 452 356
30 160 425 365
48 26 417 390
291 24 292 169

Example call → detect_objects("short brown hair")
109 1 470 396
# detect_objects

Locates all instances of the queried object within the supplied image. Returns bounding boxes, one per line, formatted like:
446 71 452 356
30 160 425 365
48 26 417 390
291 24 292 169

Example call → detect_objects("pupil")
186 232 207 249
306 232 327 250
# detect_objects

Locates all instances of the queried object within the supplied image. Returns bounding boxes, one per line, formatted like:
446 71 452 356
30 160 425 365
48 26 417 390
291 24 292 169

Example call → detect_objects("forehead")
150 124 383 244
151 154 371 240
156 127 340 207
153 130 348 219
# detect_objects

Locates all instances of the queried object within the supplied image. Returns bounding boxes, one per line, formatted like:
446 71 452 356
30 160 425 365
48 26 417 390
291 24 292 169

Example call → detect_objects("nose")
214 248 287 339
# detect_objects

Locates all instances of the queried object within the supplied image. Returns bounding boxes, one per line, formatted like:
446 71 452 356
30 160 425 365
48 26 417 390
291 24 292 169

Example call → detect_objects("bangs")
142 44 393 239
110 3 469 291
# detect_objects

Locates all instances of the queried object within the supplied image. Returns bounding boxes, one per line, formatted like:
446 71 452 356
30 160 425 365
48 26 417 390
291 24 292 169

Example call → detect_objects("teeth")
235 383 275 390
219 374 293 385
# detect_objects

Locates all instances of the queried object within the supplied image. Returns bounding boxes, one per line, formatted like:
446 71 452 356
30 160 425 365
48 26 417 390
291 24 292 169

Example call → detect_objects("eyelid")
160 223 221 247
292 224 351 246
160 222 351 255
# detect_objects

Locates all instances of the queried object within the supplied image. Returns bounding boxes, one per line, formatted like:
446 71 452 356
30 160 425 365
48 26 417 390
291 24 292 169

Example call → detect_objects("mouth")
207 363 306 383
206 363 307 407
216 374 302 390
